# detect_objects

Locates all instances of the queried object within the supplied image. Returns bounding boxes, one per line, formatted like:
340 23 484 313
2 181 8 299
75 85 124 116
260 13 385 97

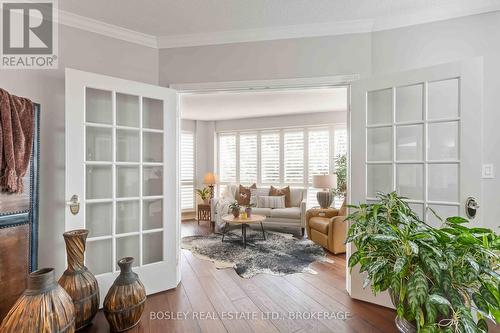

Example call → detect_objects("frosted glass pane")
428 79 459 119
143 98 163 129
116 93 139 127
367 127 392 161
86 127 112 161
116 236 139 269
143 132 163 162
396 84 423 122
428 164 459 202
397 164 424 200
396 125 423 161
426 204 460 228
143 199 162 230
86 166 112 199
116 201 139 234
367 88 392 125
86 239 112 275
116 129 139 162
86 88 112 124
144 166 162 196
116 166 139 198
86 203 112 237
367 164 392 197
428 122 458 160
408 203 424 220
143 232 163 265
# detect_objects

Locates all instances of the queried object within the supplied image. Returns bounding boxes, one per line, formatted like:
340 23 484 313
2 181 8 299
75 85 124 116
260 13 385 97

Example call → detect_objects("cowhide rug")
181 229 332 278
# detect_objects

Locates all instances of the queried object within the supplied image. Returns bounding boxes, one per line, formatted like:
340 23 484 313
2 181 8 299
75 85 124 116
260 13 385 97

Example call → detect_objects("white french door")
65 69 180 303
348 58 483 307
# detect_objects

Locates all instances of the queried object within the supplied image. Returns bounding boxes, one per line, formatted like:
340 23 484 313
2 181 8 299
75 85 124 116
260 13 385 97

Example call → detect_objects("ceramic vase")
245 207 252 218
58 229 99 330
103 257 146 332
0 268 75 333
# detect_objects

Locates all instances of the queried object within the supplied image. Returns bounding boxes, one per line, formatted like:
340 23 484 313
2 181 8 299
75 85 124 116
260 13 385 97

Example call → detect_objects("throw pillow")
257 195 286 209
249 187 270 206
269 185 291 207
237 184 256 206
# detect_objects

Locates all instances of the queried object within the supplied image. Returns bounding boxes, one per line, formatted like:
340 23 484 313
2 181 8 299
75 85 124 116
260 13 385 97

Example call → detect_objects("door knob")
66 194 80 215
465 196 479 219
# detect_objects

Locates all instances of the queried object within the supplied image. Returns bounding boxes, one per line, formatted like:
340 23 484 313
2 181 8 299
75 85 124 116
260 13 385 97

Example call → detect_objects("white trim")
58 10 158 48
56 5 500 49
171 75 359 93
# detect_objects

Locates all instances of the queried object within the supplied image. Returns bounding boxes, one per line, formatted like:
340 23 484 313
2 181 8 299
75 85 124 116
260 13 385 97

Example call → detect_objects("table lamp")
203 172 217 199
312 174 337 209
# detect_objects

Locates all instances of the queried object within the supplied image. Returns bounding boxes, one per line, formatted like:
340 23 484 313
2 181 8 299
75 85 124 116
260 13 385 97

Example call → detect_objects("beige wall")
0 24 158 276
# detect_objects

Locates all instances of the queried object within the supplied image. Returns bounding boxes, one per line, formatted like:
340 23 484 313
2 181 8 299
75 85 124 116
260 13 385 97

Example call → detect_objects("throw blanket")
0 88 34 193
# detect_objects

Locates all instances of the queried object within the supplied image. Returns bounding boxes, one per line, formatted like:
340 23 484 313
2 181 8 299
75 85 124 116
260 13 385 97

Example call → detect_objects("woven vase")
59 229 99 330
0 268 75 333
103 257 146 332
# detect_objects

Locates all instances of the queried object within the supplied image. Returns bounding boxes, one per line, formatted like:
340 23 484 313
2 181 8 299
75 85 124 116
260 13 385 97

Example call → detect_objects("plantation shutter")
239 133 258 184
261 132 280 184
334 128 347 158
284 130 304 184
181 131 194 210
307 129 330 208
219 134 237 183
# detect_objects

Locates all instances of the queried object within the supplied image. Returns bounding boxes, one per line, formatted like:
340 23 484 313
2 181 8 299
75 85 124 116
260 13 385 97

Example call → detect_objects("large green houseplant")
346 192 499 333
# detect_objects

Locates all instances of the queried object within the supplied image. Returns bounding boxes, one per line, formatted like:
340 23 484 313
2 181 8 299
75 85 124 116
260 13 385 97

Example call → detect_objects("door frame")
171 73 358 294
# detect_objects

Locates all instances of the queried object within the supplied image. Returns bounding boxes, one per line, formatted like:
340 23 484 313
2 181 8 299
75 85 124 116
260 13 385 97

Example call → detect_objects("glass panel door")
84 89 165 274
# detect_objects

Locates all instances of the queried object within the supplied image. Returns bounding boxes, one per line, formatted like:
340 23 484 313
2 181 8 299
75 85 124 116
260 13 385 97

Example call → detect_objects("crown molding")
56 4 500 50
157 19 374 49
58 10 158 48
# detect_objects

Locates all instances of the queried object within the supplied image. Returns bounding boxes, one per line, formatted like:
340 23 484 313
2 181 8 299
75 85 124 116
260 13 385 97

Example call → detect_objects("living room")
0 1 499 333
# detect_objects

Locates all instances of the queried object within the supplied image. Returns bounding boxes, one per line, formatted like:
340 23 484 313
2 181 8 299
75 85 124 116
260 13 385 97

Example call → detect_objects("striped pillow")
257 195 286 209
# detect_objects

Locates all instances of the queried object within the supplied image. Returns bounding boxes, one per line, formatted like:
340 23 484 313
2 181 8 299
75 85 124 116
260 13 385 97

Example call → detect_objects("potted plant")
195 187 211 205
229 202 240 218
346 192 499 333
332 154 347 198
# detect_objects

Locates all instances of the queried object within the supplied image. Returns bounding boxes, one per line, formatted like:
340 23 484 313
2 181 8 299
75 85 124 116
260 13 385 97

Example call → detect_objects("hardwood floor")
81 220 398 333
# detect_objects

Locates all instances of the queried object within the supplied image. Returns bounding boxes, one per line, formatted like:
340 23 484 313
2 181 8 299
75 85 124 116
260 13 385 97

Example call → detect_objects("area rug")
181 229 332 278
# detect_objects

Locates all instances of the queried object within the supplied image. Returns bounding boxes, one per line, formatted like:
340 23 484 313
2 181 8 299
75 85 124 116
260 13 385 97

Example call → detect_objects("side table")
197 204 212 227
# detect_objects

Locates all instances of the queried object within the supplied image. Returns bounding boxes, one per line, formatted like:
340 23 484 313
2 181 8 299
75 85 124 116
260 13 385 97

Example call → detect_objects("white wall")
162 11 500 229
0 24 158 276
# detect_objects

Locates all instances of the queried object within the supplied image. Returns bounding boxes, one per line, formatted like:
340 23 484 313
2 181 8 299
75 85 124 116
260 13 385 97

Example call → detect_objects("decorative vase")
232 208 240 218
104 257 146 332
245 207 252 218
58 229 99 330
0 268 75 333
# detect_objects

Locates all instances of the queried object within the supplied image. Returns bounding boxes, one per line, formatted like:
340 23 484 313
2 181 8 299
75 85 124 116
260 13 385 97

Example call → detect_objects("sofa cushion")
270 186 291 207
237 184 256 206
250 187 271 206
257 195 286 209
251 208 272 217
270 207 301 219
308 217 329 234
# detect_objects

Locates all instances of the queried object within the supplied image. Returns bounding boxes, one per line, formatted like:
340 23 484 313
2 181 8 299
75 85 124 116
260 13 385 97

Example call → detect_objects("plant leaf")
446 216 469 224
407 267 428 313
394 257 406 275
428 294 452 307
473 293 489 313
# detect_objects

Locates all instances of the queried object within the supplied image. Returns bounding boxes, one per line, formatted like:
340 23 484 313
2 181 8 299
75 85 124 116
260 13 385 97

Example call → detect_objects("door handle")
66 194 80 215
465 196 479 219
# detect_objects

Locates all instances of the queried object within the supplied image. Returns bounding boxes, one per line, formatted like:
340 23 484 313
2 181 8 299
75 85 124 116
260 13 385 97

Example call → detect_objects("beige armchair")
305 201 347 254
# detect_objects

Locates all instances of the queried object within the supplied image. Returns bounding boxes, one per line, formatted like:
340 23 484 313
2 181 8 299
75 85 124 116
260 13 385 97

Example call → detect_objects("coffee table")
221 214 266 248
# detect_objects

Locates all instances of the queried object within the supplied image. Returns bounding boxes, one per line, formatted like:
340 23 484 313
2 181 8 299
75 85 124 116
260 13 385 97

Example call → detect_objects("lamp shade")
312 174 337 189
203 172 217 185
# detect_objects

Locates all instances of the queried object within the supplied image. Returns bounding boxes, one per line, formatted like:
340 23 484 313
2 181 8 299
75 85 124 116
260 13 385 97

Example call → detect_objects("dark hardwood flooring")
82 220 398 333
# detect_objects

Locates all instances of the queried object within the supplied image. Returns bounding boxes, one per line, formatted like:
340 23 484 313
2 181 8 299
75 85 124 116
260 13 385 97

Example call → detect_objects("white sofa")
211 184 307 235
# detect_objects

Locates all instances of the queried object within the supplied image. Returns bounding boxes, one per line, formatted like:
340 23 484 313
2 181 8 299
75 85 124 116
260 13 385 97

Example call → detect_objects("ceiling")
180 87 347 121
60 0 500 37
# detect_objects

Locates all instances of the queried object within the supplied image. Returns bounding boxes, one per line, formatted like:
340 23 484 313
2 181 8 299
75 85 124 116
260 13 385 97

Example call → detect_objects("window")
239 133 257 184
261 132 280 184
284 131 304 184
307 129 330 208
181 131 195 210
217 125 347 208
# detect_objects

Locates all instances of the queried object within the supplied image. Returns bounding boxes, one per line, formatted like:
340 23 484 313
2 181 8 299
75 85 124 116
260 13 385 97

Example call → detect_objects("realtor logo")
1 0 58 69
